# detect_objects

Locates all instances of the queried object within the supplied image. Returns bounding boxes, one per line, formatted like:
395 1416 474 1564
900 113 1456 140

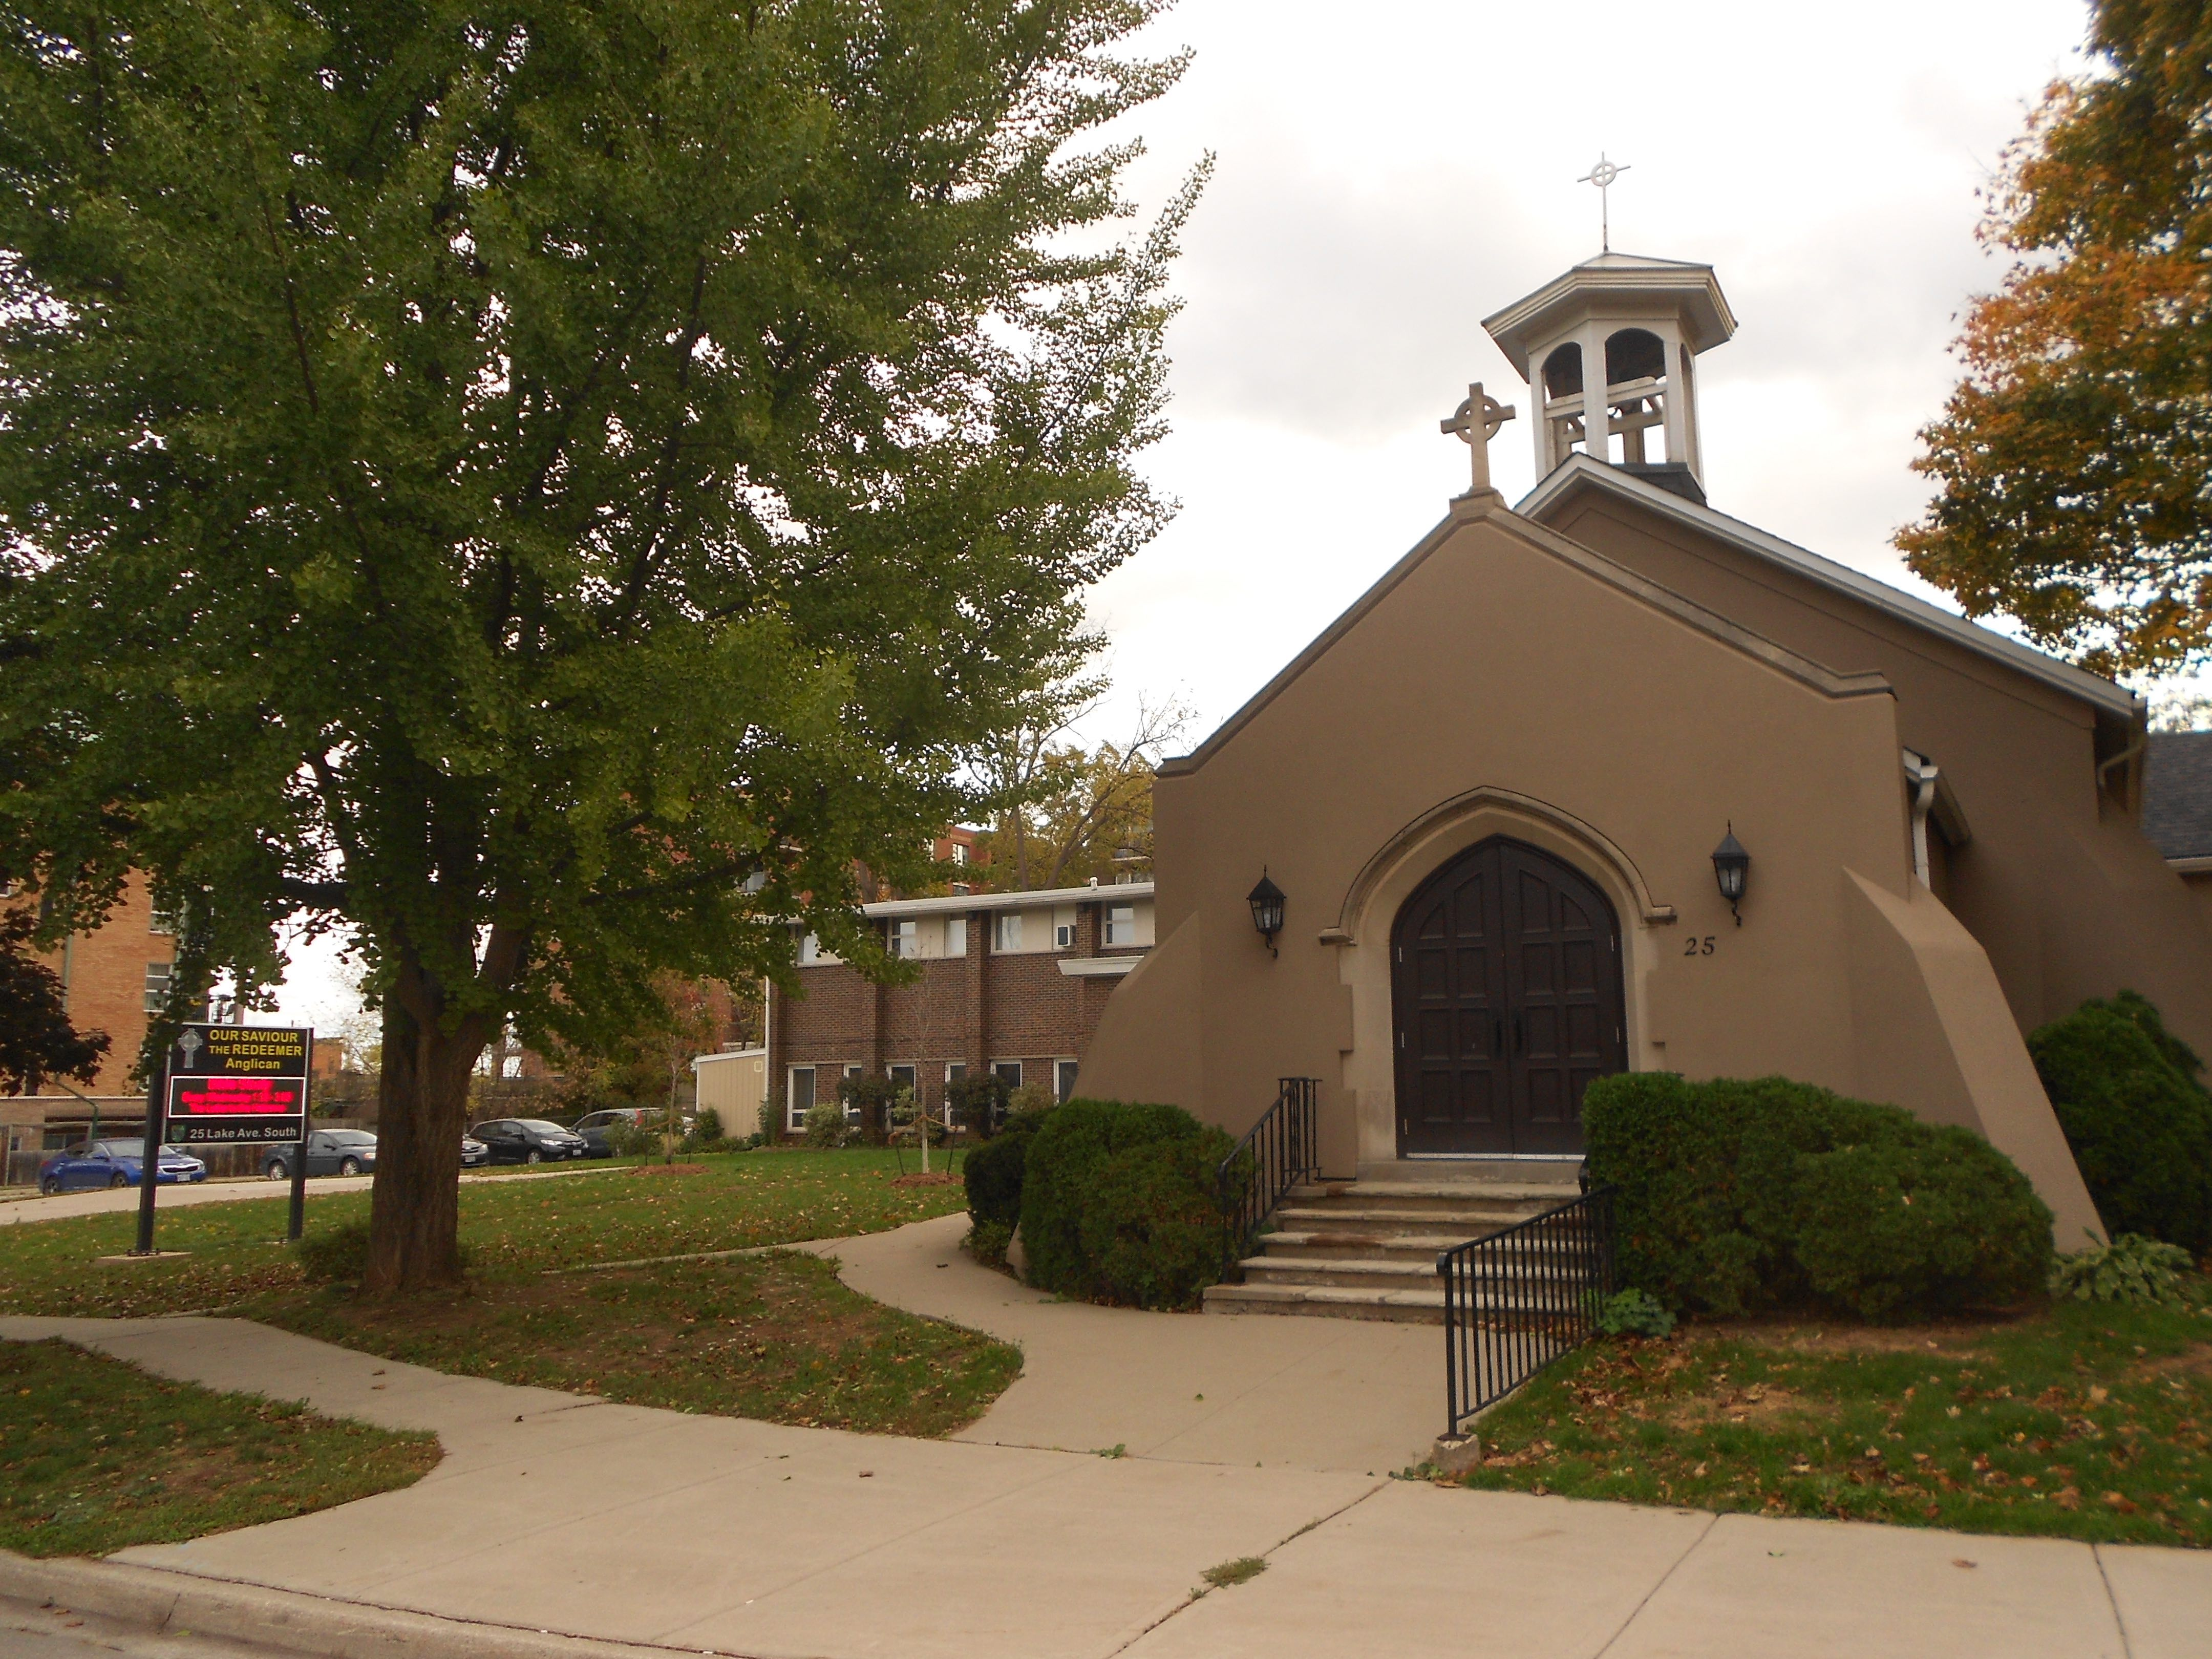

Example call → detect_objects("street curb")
0 1552 742 1659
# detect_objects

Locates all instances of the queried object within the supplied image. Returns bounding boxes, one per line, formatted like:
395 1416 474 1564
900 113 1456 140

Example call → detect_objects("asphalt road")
0 1598 273 1659
0 1164 618 1228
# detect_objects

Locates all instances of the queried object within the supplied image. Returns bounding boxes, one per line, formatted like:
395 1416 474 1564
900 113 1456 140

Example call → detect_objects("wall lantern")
1247 870 1286 958
1710 824 1750 926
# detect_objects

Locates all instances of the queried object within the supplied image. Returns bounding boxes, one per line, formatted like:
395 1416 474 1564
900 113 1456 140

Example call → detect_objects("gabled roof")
2143 732 2212 860
1160 492 1890 778
1518 455 2141 722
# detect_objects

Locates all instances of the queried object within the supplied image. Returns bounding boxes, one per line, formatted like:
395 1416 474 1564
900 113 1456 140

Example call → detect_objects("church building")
1080 250 2212 1252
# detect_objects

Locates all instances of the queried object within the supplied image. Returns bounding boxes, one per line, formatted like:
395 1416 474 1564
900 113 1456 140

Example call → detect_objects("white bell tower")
1481 252 1736 501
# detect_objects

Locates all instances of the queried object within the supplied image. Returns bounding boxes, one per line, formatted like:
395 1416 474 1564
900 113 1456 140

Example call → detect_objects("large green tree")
1897 0 2212 678
0 0 1198 1291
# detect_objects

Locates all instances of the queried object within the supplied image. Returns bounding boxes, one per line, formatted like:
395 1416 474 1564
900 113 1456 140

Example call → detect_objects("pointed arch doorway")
1391 836 1627 1157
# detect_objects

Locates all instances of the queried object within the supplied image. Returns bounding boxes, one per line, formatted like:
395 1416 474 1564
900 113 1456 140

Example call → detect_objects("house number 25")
1683 935 1717 956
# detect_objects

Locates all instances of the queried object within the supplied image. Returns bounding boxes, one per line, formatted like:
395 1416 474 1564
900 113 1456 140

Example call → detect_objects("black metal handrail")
1218 1076 1320 1274
1436 1185 1617 1436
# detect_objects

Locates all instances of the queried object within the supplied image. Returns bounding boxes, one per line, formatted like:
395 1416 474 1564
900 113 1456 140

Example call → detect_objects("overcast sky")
1078 0 2102 741
273 0 2100 1029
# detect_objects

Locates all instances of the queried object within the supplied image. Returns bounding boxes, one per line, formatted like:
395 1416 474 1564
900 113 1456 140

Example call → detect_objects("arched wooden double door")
1391 837 1626 1157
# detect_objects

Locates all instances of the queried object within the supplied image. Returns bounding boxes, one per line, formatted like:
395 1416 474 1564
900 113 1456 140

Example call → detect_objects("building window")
888 920 918 959
889 1064 917 1102
1055 1059 1079 1102
1054 920 1075 948
501 1054 523 1079
951 842 969 866
843 1064 866 1125
1104 904 1136 946
149 900 181 937
944 917 967 957
945 1061 966 1084
994 912 1023 952
787 1066 816 1132
143 960 173 1013
993 1060 1023 1089
798 932 821 966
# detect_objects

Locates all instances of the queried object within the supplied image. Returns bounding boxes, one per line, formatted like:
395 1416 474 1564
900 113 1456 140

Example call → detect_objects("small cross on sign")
1440 384 1516 496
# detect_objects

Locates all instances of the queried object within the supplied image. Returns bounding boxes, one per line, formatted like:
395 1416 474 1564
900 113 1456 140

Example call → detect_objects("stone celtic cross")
1440 383 1517 496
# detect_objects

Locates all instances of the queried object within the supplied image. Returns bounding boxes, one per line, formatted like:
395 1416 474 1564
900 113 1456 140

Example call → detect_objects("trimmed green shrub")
1584 1073 2053 1322
802 1099 848 1149
1597 1289 1675 1338
1019 1098 1233 1309
948 1072 1011 1139
2050 1232 2195 1305
836 1073 901 1146
756 1097 779 1143
966 1218 1013 1268
963 1106 1049 1229
2029 991 2212 1255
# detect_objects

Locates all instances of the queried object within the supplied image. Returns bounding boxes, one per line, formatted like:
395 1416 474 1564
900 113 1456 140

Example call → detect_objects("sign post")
130 1048 169 1257
165 1024 313 1240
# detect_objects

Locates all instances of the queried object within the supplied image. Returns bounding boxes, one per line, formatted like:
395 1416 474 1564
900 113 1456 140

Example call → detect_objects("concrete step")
1356 1158 1584 1186
1273 1203 1554 1235
1202 1281 1448 1324
1238 1256 1442 1293
1254 1229 1485 1263
1289 1180 1582 1208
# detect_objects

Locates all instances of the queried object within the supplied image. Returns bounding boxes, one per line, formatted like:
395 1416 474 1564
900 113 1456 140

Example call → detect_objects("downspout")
1903 751 1940 889
2095 732 2147 803
759 974 774 1140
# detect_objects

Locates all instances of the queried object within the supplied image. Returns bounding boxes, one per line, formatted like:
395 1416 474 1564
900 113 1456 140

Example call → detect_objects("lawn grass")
1455 1279 2212 1547
0 1149 973 1318
0 1338 437 1557
264 1250 1020 1436
0 1149 1013 1438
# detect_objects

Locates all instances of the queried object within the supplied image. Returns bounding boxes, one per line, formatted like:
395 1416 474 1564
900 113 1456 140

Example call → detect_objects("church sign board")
164 1024 312 1145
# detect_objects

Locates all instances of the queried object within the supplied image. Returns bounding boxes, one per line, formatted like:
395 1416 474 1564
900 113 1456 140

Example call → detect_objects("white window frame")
945 1061 967 1084
888 919 918 959
798 932 821 966
1104 904 1136 946
992 1060 1023 1090
1055 1059 1079 1102
1054 920 1076 949
786 1066 817 1133
944 917 967 958
143 960 173 1014
993 912 1023 952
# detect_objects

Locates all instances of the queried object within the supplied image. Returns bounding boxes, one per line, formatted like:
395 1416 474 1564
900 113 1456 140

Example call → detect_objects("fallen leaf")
1952 1559 1976 1570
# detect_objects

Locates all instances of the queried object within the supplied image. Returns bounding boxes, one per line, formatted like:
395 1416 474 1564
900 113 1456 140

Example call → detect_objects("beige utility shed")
1080 251 2212 1248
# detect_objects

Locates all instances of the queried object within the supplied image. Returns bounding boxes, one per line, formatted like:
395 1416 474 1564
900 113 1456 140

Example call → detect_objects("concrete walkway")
2 1215 2205 1657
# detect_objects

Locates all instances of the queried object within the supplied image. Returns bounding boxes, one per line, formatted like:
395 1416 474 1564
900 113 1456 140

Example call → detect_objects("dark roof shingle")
2142 732 2212 860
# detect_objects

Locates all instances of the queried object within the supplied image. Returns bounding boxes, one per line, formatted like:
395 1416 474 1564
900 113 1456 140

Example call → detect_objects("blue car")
38 1139 208 1196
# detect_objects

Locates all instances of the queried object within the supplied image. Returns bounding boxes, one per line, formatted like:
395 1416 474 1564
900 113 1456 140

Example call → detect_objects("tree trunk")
362 996 482 1296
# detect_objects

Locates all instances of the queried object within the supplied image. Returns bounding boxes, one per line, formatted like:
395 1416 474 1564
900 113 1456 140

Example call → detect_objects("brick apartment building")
765 878 1156 1135
2 873 181 1179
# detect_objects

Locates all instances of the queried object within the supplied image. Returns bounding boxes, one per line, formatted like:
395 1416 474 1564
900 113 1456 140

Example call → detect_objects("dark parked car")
570 1107 651 1159
262 1130 379 1182
471 1118 588 1165
461 1135 489 1169
38 1140 207 1195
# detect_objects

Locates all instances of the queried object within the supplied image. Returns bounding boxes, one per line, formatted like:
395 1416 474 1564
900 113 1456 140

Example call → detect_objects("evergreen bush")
836 1073 900 1146
948 1072 1011 1139
1583 1073 2053 1322
1019 1098 1233 1309
802 1099 848 1149
2028 991 2212 1254
963 1106 1051 1229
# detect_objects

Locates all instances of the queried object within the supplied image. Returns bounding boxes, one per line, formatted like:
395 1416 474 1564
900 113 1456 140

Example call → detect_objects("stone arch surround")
1328 787 1676 1169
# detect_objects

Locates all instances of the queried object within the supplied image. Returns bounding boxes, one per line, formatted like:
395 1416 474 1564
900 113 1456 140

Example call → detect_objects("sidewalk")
1 1217 2204 1658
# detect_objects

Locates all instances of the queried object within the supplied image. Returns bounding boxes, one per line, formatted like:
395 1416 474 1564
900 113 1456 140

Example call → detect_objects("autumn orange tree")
1898 0 2212 678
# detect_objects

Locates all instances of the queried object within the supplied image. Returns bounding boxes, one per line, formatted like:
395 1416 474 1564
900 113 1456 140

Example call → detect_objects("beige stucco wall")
1079 490 2103 1239
1544 487 2212 1062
